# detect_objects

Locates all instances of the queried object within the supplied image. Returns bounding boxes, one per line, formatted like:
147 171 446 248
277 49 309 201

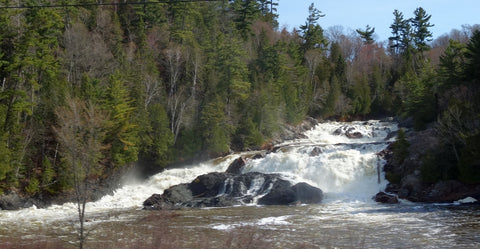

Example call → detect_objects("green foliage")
25 178 40 195
233 116 263 150
41 157 56 193
356 25 375 44
351 76 372 115
0 134 12 183
464 30 480 81
200 98 231 155
389 9 407 55
385 172 402 184
420 148 458 183
458 134 480 183
411 7 434 53
104 74 140 166
141 104 174 166
438 40 466 88
300 3 327 53
232 0 260 39
400 65 437 130
389 7 434 72
323 75 341 117
392 129 409 165
175 128 202 160
0 1 478 197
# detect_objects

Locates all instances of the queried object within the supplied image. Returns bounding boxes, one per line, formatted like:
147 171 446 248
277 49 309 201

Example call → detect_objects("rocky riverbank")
378 124 480 204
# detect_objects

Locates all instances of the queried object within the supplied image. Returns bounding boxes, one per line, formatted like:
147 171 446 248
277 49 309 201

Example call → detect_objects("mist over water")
2 120 480 248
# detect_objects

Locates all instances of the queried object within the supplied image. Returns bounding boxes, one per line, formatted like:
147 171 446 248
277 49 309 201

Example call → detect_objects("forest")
0 0 479 199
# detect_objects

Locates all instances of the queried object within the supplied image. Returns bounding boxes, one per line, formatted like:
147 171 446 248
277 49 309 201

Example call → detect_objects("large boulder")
292 182 324 204
374 192 399 204
225 157 247 174
0 191 39 210
143 171 323 210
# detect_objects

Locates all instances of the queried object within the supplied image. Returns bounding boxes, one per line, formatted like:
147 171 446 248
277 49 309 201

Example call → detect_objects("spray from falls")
0 120 398 222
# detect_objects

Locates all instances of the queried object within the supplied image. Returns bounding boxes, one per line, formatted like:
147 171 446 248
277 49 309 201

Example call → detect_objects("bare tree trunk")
54 98 108 249
165 46 185 142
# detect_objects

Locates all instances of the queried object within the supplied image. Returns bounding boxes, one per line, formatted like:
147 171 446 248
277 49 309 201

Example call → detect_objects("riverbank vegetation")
0 1 478 199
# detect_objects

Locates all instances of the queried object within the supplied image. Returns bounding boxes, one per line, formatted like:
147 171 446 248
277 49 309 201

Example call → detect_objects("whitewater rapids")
0 120 398 223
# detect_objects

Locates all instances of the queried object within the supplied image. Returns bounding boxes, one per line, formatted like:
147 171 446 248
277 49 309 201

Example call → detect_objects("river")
1 120 479 248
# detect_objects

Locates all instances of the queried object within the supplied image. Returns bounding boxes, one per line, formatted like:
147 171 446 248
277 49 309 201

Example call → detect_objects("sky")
277 0 480 42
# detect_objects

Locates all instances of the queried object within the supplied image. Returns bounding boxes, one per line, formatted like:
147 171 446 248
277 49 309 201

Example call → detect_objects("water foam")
0 120 397 224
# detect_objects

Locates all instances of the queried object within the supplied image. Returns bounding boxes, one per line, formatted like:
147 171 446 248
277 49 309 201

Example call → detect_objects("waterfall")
0 120 398 221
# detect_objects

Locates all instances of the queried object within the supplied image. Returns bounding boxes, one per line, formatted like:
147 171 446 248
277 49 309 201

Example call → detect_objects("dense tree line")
0 1 478 197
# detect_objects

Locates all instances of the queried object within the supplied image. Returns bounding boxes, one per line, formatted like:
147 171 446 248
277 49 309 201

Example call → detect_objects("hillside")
0 1 478 203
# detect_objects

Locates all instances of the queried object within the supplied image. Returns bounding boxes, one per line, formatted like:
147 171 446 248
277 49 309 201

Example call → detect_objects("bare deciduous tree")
164 46 188 143
54 98 108 249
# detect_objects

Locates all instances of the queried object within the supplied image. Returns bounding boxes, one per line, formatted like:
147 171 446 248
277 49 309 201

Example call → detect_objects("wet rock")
0 191 38 210
426 180 469 203
257 178 297 205
397 174 423 200
374 192 399 204
225 157 247 174
346 131 363 139
384 130 398 141
189 172 229 197
252 178 323 205
309 147 323 157
251 153 265 160
333 126 364 139
291 182 324 204
143 169 323 210
271 117 318 144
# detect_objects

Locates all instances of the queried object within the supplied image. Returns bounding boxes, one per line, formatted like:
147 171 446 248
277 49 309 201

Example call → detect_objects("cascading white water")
0 120 397 223
244 120 397 201
4 120 480 249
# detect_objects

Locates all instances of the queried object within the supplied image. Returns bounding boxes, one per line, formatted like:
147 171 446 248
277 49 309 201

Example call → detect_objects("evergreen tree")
389 10 407 55
231 0 260 39
464 30 480 81
104 74 140 166
438 39 466 87
300 3 327 53
200 97 230 155
356 25 375 44
411 7 434 54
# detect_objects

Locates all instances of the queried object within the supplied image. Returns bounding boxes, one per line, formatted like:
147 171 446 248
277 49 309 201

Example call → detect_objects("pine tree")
438 39 466 87
300 3 327 53
411 7 434 54
356 25 375 44
200 97 231 155
464 30 480 81
389 10 406 55
231 0 260 39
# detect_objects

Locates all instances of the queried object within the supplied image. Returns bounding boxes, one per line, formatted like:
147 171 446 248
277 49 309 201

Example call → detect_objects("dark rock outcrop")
380 127 480 203
333 126 364 139
309 147 323 157
270 117 319 144
143 171 323 210
225 157 247 174
0 191 38 210
374 192 399 204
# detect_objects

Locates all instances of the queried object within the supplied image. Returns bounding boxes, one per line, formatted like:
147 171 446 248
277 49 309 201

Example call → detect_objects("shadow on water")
351 202 480 215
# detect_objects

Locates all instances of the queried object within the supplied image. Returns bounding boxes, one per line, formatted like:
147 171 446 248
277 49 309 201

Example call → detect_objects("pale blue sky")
277 0 479 41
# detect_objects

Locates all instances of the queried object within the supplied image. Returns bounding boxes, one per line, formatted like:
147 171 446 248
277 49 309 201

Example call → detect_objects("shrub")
25 178 40 195
392 129 409 165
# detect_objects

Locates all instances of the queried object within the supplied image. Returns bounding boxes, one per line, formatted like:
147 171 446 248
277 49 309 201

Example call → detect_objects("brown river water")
1 121 479 248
